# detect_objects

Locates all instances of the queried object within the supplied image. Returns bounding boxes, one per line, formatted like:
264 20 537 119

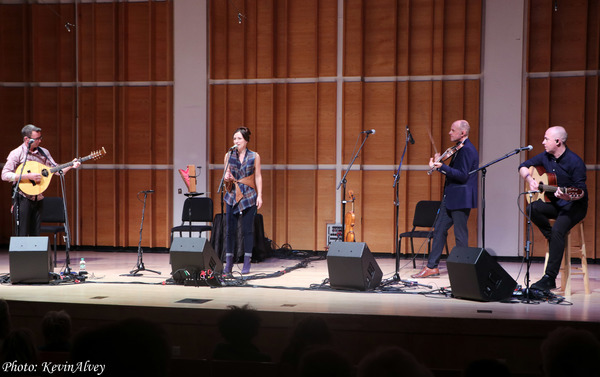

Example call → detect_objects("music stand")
125 190 161 276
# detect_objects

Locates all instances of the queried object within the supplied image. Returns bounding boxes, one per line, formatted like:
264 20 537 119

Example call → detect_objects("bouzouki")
18 147 106 196
526 166 584 203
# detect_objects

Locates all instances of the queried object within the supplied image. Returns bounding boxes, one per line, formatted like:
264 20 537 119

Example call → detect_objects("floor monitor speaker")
170 237 223 278
447 246 517 301
327 242 382 291
9 236 51 284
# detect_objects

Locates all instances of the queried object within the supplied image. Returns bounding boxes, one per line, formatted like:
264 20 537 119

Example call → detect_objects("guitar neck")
539 183 558 194
49 154 93 174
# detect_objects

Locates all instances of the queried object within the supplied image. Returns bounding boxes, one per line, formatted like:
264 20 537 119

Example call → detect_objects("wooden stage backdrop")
0 1 598 260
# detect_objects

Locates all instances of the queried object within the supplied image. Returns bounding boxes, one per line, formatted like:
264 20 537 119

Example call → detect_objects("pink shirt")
2 144 58 200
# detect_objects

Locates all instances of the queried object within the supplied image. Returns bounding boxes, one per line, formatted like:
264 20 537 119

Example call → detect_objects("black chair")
170 197 214 244
40 196 67 267
398 200 449 268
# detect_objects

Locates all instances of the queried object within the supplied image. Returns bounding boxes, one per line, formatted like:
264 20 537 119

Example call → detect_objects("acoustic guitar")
18 147 106 196
526 166 584 203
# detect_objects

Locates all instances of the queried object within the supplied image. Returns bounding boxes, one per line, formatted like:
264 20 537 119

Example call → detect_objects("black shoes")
531 274 556 291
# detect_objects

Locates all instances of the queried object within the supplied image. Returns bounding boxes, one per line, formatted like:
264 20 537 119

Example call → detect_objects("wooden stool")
543 221 589 295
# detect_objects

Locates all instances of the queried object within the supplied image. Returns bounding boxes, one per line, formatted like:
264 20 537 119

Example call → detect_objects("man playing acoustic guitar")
2 124 80 236
518 126 587 292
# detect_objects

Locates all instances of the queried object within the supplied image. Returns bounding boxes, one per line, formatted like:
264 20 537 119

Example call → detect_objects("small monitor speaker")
326 242 382 291
9 236 51 284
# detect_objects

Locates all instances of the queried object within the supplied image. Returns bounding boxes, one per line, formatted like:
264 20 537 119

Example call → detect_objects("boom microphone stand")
469 147 527 249
126 190 161 276
337 131 373 237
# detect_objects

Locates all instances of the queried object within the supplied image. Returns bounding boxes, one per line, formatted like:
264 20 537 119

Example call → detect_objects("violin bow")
427 129 439 155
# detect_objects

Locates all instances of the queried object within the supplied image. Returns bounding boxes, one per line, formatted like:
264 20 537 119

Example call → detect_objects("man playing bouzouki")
518 126 587 292
2 124 80 236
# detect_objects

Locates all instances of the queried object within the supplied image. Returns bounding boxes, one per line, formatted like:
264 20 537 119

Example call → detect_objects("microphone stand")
217 149 234 260
392 129 410 279
336 133 372 238
520 192 539 304
126 190 161 276
57 170 74 275
12 144 33 235
469 148 524 249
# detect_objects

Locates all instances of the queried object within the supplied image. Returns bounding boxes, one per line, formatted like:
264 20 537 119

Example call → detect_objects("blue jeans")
225 204 256 259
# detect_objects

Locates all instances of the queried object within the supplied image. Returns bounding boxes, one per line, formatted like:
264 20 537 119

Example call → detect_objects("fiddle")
427 140 464 175
344 190 356 242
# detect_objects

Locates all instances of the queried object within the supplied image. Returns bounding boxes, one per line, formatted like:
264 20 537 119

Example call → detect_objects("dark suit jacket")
438 138 479 210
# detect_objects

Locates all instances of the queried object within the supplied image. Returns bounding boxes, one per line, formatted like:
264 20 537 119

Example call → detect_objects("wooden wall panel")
0 5 27 81
526 1 600 259
318 0 338 77
209 0 482 253
362 82 396 165
343 0 364 76
550 0 589 71
528 0 553 72
409 0 435 76
363 0 397 77
288 0 319 77
287 84 318 163
31 4 76 82
0 2 174 248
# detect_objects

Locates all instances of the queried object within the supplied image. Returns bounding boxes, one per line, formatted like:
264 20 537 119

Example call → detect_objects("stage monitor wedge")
327 242 382 291
447 246 517 302
9 236 51 284
170 237 223 276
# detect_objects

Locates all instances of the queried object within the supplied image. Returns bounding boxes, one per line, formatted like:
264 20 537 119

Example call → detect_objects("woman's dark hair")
234 127 251 142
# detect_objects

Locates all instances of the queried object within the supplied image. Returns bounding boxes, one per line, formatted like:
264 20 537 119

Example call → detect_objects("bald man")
518 126 588 292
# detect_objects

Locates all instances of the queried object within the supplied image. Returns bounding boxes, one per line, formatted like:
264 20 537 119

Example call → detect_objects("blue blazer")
438 138 479 210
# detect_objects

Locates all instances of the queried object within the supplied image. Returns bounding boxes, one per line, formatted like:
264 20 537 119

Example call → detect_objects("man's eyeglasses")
30 136 43 141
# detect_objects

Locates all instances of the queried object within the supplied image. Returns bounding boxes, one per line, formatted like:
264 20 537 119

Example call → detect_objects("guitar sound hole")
41 169 49 178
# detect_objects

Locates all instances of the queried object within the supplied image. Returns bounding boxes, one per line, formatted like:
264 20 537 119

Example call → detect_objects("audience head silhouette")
213 304 271 362
71 317 170 377
40 310 72 352
357 345 433 377
540 326 600 377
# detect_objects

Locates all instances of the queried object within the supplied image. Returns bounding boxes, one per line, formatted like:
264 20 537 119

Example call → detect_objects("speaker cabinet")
447 247 517 301
170 237 223 277
326 242 382 291
9 236 51 284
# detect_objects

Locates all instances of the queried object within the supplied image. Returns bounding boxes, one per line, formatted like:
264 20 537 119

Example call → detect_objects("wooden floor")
1 246 599 375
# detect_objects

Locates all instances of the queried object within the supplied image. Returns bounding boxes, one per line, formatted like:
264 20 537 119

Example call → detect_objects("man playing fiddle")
411 120 479 278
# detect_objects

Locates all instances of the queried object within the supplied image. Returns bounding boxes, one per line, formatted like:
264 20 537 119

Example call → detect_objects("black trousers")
14 195 43 236
527 199 587 279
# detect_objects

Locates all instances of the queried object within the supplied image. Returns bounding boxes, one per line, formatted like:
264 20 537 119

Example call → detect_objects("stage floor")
1 247 598 322
1 247 599 375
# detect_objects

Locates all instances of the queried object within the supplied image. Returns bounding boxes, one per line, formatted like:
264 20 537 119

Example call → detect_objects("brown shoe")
411 267 440 278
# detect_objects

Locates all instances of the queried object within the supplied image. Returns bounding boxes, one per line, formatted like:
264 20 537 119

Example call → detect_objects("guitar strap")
35 147 55 167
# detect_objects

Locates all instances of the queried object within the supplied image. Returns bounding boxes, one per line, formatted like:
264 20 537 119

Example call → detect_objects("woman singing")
223 127 263 274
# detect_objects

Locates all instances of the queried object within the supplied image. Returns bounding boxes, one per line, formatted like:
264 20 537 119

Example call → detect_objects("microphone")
28 139 35 146
141 190 154 194
516 145 533 152
522 190 539 195
229 145 237 151
361 129 376 135
406 126 415 144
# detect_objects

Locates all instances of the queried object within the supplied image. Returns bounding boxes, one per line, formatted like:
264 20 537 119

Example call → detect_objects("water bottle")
79 257 87 274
